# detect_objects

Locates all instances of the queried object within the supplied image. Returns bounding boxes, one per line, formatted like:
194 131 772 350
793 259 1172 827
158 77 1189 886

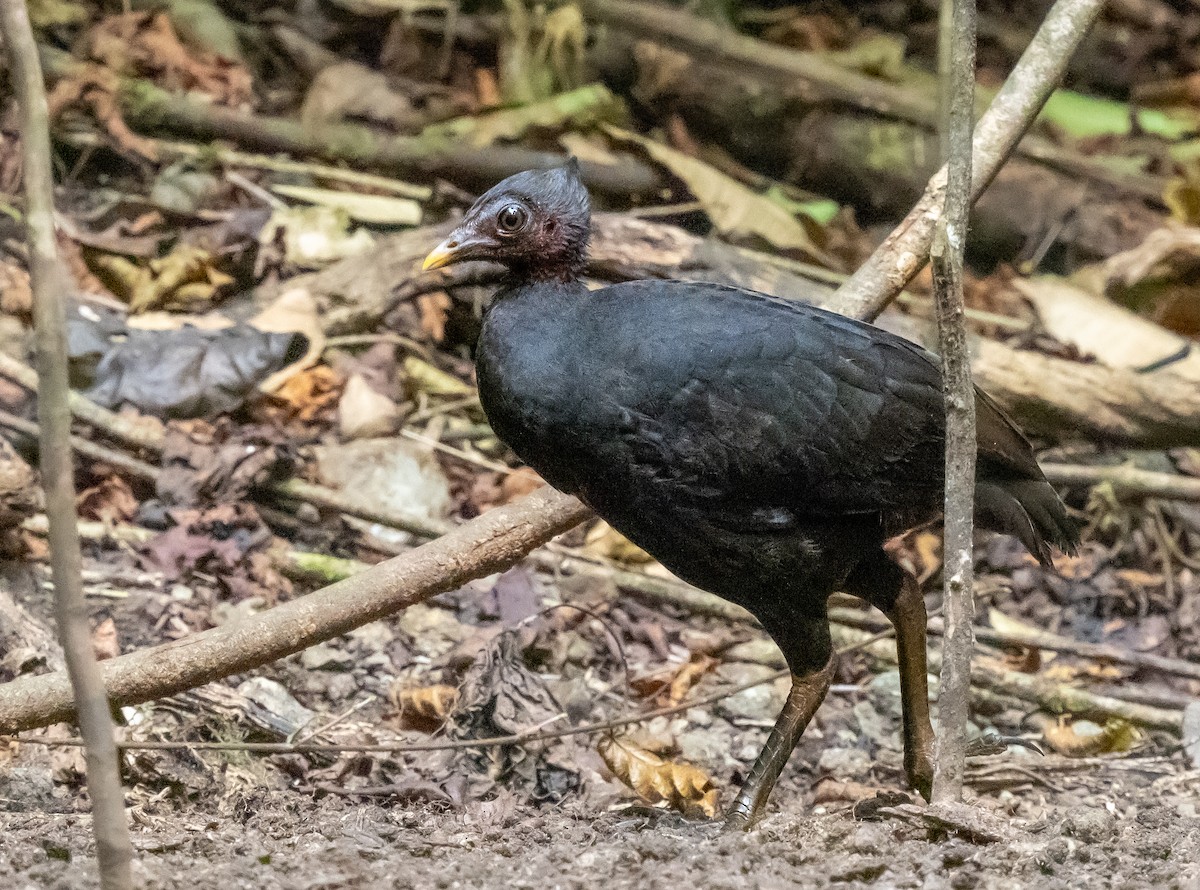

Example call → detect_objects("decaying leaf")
76 475 139 524
403 355 473 397
83 11 253 106
262 365 343 424
584 520 654 564
598 735 719 818
93 243 235 313
47 64 158 160
603 125 837 266
668 654 718 705
1035 714 1143 757
301 61 419 131
390 683 459 727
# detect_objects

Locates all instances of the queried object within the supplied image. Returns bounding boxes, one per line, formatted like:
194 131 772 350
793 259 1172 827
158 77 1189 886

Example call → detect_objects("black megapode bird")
423 163 1078 828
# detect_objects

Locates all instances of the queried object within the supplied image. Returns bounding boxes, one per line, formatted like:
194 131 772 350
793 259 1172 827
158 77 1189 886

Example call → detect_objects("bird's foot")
721 802 760 832
905 748 934 803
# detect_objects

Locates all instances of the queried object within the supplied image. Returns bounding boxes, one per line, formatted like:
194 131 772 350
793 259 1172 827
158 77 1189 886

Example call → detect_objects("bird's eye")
496 204 527 234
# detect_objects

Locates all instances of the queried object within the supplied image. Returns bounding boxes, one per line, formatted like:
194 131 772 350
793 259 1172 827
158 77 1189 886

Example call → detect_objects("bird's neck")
505 244 587 285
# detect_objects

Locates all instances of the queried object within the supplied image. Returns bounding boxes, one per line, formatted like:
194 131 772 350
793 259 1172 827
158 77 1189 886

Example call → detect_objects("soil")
3 737 1199 889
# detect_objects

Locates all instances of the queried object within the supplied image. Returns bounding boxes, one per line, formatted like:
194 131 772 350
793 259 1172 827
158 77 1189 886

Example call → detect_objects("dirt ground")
3 740 1199 889
2 781 1199 889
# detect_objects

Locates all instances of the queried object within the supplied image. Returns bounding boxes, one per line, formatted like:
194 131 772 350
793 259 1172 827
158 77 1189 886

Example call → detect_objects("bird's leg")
724 654 835 830
884 574 935 800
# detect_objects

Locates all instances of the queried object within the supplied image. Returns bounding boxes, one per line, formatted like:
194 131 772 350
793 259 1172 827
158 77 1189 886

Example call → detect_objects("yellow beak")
421 239 457 271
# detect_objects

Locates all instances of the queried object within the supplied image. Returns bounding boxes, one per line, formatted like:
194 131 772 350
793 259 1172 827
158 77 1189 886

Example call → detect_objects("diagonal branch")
830 0 1108 322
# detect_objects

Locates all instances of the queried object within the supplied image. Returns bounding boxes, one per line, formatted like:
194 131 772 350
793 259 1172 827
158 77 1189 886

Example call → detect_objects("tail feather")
975 479 1079 567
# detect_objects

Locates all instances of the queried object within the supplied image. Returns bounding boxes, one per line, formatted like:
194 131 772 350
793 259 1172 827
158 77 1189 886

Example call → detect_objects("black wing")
561 281 952 529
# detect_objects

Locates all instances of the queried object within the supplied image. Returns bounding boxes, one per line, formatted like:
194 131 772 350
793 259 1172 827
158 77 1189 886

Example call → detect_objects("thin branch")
930 0 977 805
831 0 1107 321
0 0 133 885
0 486 591 734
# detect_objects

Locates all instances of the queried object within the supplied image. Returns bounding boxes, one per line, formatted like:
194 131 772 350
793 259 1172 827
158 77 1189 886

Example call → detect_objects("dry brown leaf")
668 654 718 705
262 365 343 424
47 64 158 160
390 683 459 726
584 520 654 564
1037 715 1142 757
76 475 139 524
598 735 719 818
84 12 253 107
91 616 119 661
0 261 32 318
417 291 452 342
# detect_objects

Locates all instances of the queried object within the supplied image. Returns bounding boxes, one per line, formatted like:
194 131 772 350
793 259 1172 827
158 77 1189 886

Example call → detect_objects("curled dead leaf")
598 735 718 818
1034 714 1142 757
390 682 459 727
668 654 718 705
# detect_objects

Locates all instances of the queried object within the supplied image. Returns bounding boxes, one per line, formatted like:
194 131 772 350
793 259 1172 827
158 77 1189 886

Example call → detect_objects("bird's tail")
975 478 1080 567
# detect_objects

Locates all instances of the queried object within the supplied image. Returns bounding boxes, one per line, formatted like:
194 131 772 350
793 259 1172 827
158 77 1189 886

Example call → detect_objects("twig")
37 46 661 198
0 486 591 734
831 0 1106 321
1041 463 1200 502
0 363 451 540
830 607 1200 685
930 0 977 806
13 629 898 756
57 130 435 200
0 0 133 884
830 625 1184 733
0 352 164 451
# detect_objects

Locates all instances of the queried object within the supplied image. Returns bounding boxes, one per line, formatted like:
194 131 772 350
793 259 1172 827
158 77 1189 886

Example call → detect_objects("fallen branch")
0 486 590 734
0 0 133 883
830 625 1183 733
39 46 659 198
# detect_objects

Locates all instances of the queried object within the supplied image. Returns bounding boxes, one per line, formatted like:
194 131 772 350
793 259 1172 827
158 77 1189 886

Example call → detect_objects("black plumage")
423 163 1078 826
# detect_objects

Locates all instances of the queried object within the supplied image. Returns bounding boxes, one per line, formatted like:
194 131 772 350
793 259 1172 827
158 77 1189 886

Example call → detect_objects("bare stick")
930 0 977 805
831 0 1106 322
0 486 590 733
0 1 133 884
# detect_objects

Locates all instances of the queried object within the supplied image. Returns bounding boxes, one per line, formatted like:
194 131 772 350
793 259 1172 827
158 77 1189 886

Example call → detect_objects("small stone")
724 638 786 667
817 746 872 778
1182 701 1200 769
714 663 787 722
1064 807 1115 844
845 822 890 855
338 373 401 439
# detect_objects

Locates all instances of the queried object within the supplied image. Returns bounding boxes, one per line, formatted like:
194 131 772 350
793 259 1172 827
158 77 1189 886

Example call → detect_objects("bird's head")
422 160 591 282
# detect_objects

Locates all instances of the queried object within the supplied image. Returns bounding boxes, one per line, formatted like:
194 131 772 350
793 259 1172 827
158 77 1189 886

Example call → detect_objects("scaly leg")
884 574 936 800
724 654 835 830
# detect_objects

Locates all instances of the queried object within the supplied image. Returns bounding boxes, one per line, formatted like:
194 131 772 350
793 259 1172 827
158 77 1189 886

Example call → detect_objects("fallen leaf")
603 124 836 265
91 616 119 661
390 683 459 728
1036 714 1142 757
417 291 452 342
598 735 718 818
338 373 401 439
668 654 718 705
76 475 138 524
